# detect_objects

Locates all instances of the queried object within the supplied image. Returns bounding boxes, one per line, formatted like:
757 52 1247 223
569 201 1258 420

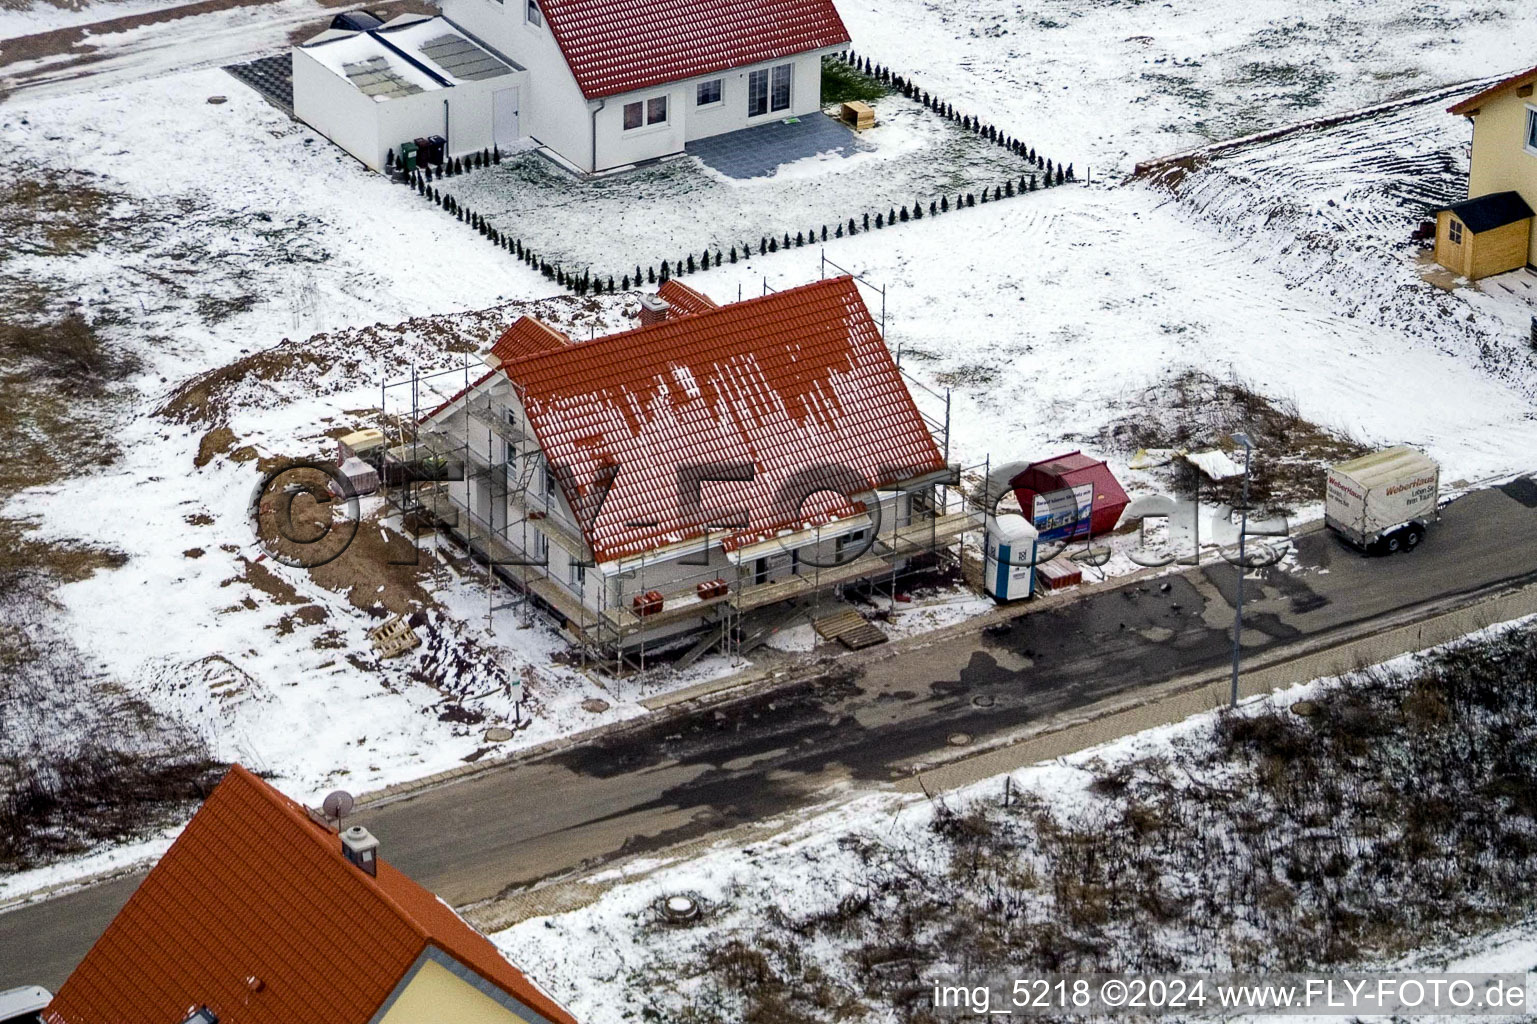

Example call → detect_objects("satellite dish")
322 790 355 825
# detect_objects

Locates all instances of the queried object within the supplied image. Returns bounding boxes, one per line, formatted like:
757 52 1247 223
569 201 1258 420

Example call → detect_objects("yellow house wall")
377 958 541 1024
1465 84 1537 265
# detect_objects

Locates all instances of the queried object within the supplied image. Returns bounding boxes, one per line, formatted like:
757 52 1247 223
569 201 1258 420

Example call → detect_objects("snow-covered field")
3 0 1537 890
837 0 1536 176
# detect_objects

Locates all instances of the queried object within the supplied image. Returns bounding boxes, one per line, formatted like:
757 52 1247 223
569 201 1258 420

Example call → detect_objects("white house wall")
677 48 833 143
592 84 686 170
441 0 596 171
429 386 934 650
595 48 833 171
294 46 527 171
293 47 383 171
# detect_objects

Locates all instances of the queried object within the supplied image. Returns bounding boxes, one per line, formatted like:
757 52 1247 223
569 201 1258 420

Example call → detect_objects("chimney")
639 294 670 326
341 825 379 877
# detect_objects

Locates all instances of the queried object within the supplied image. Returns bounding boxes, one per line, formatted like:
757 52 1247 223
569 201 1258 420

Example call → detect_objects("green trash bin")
399 141 419 172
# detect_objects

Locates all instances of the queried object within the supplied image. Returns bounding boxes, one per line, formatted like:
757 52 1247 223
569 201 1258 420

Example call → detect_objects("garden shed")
1433 191 1535 280
1009 451 1129 542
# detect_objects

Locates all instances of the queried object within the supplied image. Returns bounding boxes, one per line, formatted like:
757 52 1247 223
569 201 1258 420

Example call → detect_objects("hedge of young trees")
405 51 1077 296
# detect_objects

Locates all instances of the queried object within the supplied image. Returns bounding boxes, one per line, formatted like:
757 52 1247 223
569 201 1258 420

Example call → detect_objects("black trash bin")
423 135 447 167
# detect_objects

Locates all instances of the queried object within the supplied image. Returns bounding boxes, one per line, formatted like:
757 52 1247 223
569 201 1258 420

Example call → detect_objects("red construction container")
1010 451 1129 543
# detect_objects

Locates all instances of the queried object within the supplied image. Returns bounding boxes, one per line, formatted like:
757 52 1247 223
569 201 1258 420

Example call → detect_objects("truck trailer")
1324 446 1440 554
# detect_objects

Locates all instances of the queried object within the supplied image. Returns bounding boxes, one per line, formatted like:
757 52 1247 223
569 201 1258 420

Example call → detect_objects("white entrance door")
493 88 520 148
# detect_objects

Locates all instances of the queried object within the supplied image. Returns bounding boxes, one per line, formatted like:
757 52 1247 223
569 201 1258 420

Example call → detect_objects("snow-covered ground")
837 0 1537 176
1 0 349 102
0 0 191 38
4 0 1537 891
438 91 1046 280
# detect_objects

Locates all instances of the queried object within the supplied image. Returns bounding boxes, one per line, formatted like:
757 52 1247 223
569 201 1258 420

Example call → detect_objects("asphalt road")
6 481 1537 990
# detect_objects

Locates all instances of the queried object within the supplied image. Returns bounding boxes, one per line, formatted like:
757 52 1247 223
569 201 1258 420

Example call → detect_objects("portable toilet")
984 514 1038 602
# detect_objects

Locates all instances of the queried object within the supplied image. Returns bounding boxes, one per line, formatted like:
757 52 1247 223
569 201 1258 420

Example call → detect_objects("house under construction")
383 276 980 668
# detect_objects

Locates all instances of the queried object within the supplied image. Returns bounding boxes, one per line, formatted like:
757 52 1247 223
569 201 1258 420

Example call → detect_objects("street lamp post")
1229 434 1253 708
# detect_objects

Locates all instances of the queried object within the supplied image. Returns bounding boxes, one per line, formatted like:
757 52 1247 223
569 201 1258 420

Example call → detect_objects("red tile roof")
44 765 576 1024
421 318 574 422
657 279 719 316
1448 63 1537 115
500 276 946 564
492 317 573 363
539 0 850 99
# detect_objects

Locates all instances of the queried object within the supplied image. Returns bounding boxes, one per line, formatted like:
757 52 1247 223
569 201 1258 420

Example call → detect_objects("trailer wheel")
1403 525 1424 551
1384 531 1403 554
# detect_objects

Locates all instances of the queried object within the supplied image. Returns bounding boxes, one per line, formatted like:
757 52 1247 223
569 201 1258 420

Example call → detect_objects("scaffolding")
375 271 988 676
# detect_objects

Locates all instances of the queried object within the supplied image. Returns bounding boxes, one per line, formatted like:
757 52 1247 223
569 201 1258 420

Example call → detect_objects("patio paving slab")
685 113 870 179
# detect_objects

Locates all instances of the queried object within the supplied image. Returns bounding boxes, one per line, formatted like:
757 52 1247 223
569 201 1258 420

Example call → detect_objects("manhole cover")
948 732 972 747
971 694 996 709
483 726 513 742
662 895 700 922
581 698 610 713
1291 699 1320 718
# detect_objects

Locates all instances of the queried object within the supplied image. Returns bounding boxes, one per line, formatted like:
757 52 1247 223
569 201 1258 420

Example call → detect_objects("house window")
543 464 557 496
623 101 643 130
646 95 668 125
525 0 541 26
748 69 768 117
1449 219 1463 244
697 79 722 106
835 529 868 561
1526 107 1537 154
532 529 547 560
771 63 792 112
569 558 585 586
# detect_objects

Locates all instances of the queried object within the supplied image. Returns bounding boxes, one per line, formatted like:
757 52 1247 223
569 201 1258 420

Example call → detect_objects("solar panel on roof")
341 55 422 97
418 33 510 81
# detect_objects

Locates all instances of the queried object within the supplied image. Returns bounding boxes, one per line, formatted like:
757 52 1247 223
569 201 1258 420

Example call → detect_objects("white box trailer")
1325 446 1439 554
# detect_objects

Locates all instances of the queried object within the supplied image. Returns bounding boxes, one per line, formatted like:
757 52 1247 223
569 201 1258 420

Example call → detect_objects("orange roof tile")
540 0 849 99
500 276 946 564
492 317 573 364
1448 63 1537 115
656 280 719 317
44 765 575 1024
420 318 573 423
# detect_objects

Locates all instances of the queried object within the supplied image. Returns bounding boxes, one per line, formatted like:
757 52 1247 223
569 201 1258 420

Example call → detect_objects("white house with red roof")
45 765 576 1024
424 0 848 173
398 278 974 660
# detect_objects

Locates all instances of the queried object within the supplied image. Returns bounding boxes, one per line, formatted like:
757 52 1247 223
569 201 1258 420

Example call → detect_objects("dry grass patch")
158 293 628 426
619 627 1537 1022
1096 369 1369 515
0 164 119 261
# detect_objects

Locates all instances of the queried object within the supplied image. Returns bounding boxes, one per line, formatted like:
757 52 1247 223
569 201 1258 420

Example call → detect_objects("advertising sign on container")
1032 484 1094 543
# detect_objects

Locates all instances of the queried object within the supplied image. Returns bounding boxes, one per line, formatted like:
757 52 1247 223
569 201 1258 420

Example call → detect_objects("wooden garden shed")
1433 190 1535 280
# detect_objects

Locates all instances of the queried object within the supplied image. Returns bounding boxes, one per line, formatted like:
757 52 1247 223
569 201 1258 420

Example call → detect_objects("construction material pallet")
814 608 888 650
369 615 421 659
1037 559 1083 591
